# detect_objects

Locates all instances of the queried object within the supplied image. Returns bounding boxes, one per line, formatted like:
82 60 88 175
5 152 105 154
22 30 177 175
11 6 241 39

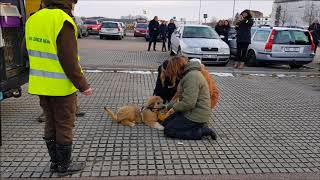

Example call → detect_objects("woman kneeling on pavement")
161 56 218 140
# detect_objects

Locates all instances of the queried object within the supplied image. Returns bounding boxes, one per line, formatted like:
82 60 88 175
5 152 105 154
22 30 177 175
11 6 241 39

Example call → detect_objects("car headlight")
220 48 230 54
182 47 201 54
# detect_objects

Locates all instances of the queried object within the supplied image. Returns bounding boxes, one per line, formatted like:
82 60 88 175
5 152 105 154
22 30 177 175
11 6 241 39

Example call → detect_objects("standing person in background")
167 19 176 50
160 21 168 52
308 18 320 54
148 16 160 51
24 0 93 176
234 10 254 69
215 20 224 36
222 20 231 43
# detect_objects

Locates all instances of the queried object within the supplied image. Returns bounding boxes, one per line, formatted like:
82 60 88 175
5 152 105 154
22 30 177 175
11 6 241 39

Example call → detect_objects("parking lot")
1 33 320 179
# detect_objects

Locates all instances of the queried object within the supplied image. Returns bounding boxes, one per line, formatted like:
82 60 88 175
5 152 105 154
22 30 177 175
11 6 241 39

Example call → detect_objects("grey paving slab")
1 72 320 178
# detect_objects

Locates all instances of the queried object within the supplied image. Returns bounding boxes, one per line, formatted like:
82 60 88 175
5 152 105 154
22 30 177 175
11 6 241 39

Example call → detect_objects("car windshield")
102 23 118 28
273 30 311 45
183 26 218 39
136 24 148 29
84 20 97 25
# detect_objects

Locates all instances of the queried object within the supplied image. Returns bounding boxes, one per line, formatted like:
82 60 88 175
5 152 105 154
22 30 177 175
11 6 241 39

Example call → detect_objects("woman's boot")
56 144 85 176
202 126 217 140
233 62 239 68
238 62 245 69
44 138 58 172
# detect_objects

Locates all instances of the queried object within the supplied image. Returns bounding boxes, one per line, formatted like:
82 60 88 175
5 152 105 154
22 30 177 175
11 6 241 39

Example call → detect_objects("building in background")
271 0 320 27
253 17 272 26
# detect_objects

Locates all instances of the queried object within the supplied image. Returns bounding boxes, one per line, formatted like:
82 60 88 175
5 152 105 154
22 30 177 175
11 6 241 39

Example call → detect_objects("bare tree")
303 2 320 25
280 5 288 26
274 5 281 26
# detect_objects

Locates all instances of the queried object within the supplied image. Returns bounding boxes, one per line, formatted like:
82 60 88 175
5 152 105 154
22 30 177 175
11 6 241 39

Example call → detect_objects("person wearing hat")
23 0 92 176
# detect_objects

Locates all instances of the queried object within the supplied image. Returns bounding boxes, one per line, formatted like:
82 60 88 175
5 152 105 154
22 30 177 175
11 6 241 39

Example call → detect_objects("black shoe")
56 144 85 176
38 113 46 123
43 138 58 172
202 127 217 140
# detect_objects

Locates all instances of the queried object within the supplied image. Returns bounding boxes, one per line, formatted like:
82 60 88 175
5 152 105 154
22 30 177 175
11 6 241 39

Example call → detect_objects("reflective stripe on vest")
26 8 80 96
30 69 68 80
28 50 59 61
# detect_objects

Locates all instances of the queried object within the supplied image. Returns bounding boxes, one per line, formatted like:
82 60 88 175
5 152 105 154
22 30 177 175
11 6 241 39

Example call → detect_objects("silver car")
99 21 124 40
229 26 315 68
170 24 230 65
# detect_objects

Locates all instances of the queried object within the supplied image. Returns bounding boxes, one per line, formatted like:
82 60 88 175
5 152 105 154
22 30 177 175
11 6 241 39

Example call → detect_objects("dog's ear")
145 97 156 108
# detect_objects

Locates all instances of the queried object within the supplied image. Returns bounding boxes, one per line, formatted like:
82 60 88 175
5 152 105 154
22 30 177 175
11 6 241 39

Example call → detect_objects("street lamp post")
199 0 202 24
232 0 236 24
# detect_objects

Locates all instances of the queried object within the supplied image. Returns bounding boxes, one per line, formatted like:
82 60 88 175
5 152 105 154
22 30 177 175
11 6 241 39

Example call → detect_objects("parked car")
84 19 101 35
229 26 315 68
73 16 88 38
170 24 230 65
99 21 124 40
119 22 127 36
134 23 148 37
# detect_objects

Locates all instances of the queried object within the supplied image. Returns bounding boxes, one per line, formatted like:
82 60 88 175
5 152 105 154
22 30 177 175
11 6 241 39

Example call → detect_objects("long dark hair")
241 9 252 19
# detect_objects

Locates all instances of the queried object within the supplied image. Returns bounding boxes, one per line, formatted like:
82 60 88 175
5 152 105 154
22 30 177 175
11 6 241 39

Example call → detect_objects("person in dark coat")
234 10 254 69
160 21 168 52
148 16 160 51
215 20 224 36
153 60 179 103
222 20 231 43
162 56 217 140
167 19 176 50
308 18 320 53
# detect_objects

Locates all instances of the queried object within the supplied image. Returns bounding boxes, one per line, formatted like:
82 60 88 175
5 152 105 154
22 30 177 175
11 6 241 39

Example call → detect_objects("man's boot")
56 144 85 176
75 106 85 117
38 112 46 123
43 138 57 172
202 126 217 140
153 43 157 51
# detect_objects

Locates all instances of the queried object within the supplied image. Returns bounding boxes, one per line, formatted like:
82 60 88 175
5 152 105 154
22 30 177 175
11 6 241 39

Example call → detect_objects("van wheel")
246 50 257 67
289 64 303 69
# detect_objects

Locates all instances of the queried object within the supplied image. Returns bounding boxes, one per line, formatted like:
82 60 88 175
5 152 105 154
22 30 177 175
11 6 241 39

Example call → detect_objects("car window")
84 20 97 25
273 30 311 45
102 23 118 28
183 26 219 39
251 29 257 36
136 24 148 29
253 30 270 42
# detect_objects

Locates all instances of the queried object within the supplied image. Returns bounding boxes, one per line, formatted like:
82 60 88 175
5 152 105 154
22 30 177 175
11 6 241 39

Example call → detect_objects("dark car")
73 17 88 38
134 23 148 37
84 19 102 35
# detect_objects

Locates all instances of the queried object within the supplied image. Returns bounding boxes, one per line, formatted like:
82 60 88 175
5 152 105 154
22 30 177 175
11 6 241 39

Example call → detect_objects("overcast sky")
75 0 273 21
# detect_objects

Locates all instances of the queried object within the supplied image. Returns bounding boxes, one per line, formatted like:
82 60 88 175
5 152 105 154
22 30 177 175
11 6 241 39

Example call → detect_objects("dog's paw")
155 123 165 131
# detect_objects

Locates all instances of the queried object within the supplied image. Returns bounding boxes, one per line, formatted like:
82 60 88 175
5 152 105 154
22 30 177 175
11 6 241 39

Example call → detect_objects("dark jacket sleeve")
56 21 90 92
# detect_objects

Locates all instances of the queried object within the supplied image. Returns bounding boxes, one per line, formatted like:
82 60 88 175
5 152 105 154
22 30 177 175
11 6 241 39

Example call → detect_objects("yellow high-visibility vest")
26 8 80 96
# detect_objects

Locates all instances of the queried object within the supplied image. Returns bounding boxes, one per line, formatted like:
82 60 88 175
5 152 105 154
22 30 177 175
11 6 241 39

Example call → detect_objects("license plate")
284 47 300 52
0 92 3 101
203 54 217 58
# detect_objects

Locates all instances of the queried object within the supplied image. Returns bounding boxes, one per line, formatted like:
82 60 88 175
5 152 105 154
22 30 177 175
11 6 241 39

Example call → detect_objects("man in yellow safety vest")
24 0 92 176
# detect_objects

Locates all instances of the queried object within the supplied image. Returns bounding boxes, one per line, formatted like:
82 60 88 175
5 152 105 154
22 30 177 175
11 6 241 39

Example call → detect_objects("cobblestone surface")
1 72 320 178
79 49 168 70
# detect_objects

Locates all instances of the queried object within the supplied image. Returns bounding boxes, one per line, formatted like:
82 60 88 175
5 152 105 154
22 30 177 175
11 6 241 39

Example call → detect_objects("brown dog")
104 96 165 130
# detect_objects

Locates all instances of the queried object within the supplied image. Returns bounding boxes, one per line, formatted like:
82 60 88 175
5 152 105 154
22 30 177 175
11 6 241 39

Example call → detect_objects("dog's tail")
104 107 118 122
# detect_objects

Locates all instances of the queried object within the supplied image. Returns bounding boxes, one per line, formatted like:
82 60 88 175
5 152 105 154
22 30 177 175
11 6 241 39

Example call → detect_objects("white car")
170 24 230 65
99 21 124 40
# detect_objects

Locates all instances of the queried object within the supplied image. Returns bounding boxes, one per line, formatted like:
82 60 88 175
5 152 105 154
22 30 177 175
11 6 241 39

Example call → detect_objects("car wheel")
246 50 257 67
100 35 103 39
118 36 122 40
84 30 89 37
78 30 82 39
170 46 175 56
289 64 303 69
177 47 182 56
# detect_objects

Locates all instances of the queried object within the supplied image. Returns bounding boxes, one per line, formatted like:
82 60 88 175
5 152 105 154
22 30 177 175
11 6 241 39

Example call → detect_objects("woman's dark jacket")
236 18 254 43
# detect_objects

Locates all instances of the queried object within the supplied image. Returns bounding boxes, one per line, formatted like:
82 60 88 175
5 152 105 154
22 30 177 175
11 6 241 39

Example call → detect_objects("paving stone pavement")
1 72 320 178
79 49 168 70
